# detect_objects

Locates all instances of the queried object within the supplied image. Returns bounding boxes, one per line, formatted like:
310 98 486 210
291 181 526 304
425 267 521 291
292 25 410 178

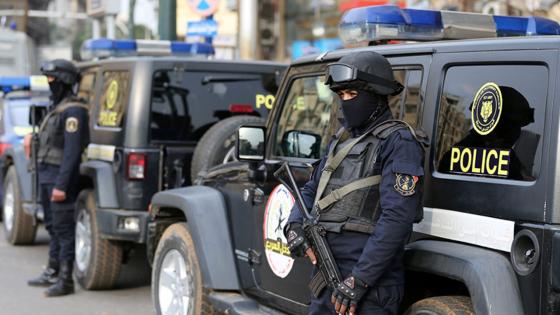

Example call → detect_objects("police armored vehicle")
61 39 285 290
0 76 49 245
148 5 560 315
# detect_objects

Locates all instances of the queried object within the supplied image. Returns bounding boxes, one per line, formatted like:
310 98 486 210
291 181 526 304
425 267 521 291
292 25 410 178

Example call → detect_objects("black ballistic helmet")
40 59 80 85
325 51 403 96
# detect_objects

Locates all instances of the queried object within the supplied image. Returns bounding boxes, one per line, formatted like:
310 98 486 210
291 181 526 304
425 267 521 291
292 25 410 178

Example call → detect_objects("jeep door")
246 55 431 312
421 48 557 315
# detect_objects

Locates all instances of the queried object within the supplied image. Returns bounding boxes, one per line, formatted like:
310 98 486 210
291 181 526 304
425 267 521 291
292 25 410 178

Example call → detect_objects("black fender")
404 240 524 315
80 160 119 208
151 186 240 291
3 146 32 201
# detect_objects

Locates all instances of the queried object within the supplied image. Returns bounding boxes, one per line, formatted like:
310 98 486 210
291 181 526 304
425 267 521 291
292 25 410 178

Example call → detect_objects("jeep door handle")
243 187 265 204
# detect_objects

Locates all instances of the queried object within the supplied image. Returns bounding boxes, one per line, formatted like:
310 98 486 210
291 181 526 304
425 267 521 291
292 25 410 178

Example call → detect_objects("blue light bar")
170 42 215 55
339 5 560 45
80 38 214 60
0 77 29 93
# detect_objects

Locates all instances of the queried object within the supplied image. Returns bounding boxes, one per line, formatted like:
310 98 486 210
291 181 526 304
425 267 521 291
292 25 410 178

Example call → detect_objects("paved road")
0 227 152 315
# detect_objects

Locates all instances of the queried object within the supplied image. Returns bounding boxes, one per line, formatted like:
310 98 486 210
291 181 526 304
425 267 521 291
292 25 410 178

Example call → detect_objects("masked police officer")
285 51 425 315
27 59 89 297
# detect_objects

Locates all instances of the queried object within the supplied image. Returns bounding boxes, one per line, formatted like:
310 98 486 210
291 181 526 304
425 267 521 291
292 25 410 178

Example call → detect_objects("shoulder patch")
65 117 79 133
394 173 418 196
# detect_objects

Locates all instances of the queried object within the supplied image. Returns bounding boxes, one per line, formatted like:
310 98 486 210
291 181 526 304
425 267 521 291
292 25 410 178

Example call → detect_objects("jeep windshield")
150 70 278 142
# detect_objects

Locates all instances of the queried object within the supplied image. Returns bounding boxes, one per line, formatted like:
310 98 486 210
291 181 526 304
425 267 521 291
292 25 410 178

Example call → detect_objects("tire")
152 222 215 315
2 165 37 245
190 115 265 183
74 189 122 290
404 296 475 315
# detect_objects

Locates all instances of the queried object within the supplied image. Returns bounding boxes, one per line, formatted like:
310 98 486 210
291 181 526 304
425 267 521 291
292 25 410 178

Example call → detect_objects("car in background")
69 38 286 290
0 76 49 245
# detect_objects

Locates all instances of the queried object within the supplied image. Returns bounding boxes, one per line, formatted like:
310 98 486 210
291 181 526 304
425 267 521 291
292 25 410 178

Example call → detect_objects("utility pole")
23 0 29 33
239 0 259 59
278 0 286 61
158 0 176 40
128 0 137 38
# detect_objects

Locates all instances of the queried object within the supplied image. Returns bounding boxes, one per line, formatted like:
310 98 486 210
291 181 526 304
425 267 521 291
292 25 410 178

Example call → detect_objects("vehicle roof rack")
339 5 560 45
80 38 215 60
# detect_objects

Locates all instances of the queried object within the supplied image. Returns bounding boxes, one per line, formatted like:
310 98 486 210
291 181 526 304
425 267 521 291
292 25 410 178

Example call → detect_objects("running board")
208 291 287 315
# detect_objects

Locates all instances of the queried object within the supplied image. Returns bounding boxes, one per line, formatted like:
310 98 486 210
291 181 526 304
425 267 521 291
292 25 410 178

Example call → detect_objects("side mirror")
281 130 321 159
237 125 266 162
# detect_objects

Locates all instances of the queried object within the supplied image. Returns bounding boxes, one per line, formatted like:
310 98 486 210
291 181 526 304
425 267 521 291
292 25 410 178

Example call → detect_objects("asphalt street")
0 226 152 315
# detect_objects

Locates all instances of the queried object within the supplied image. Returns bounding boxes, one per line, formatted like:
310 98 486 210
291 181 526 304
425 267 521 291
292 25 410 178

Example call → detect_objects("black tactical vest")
37 100 88 166
316 120 415 234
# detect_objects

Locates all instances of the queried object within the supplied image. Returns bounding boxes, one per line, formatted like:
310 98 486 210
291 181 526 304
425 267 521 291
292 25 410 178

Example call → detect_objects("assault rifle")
29 105 40 226
273 162 342 296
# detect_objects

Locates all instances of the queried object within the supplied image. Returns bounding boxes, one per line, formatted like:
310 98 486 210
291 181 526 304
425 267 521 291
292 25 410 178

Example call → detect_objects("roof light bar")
80 38 214 60
339 5 560 45
0 75 49 93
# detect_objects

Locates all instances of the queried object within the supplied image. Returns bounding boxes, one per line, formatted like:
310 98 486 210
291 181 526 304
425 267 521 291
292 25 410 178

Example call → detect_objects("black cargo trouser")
40 183 77 263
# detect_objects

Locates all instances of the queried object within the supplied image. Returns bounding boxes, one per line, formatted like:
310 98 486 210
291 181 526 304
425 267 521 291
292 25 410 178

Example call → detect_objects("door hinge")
248 248 261 265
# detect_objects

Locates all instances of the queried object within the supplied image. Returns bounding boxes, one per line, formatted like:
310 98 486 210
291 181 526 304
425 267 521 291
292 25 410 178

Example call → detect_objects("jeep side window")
97 71 129 128
149 70 274 142
78 72 96 107
274 76 336 159
435 65 547 181
274 69 422 159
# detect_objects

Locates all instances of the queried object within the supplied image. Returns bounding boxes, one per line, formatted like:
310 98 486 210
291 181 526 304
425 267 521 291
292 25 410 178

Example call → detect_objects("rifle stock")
273 163 342 291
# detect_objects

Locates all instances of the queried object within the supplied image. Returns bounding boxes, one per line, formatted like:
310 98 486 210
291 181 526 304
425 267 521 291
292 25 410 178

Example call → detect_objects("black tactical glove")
285 223 311 258
331 275 368 315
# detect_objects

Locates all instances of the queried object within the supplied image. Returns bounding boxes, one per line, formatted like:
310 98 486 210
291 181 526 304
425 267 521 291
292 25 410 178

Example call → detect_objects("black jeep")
147 6 558 315
26 39 285 290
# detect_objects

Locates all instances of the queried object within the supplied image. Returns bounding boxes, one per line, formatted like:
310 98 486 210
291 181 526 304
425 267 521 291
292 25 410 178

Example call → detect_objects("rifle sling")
316 175 381 212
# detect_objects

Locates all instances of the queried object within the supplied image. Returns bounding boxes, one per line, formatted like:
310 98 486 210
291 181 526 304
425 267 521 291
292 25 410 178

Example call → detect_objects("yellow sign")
449 146 510 177
256 94 275 110
472 82 502 136
98 111 118 127
265 239 291 256
105 80 119 110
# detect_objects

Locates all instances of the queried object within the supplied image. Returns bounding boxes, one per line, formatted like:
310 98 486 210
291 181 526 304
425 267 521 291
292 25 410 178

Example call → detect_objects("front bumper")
96 208 150 243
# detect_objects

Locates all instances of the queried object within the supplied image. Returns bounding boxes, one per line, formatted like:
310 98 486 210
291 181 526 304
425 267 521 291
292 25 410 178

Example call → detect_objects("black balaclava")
49 79 72 105
341 89 386 129
326 51 401 131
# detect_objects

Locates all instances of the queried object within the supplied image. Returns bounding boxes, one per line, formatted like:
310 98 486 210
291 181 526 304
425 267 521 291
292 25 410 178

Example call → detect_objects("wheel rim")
3 180 15 233
158 249 192 315
75 207 92 272
222 146 237 164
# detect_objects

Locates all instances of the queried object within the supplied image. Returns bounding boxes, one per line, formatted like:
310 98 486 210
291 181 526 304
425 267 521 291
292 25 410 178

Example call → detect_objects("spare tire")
190 115 265 183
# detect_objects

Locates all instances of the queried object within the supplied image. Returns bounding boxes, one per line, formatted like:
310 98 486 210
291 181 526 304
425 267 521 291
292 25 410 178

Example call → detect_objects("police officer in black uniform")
27 59 89 297
285 51 425 315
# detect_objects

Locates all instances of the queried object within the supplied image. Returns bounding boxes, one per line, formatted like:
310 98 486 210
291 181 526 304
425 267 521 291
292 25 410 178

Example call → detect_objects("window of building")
435 65 547 181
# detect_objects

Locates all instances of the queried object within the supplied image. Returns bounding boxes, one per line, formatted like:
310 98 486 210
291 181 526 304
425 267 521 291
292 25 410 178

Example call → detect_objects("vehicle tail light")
127 153 146 180
229 104 254 113
0 143 12 156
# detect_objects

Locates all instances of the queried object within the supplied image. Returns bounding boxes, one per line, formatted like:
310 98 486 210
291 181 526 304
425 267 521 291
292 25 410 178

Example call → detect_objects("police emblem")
471 82 502 136
394 173 417 196
65 117 79 133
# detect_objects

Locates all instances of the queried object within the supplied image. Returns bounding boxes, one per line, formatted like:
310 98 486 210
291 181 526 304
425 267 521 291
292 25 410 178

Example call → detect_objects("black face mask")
340 90 382 129
48 80 71 105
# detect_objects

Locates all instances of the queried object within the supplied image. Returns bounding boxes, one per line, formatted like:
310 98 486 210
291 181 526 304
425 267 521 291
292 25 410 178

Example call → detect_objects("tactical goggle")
324 63 403 94
40 61 57 73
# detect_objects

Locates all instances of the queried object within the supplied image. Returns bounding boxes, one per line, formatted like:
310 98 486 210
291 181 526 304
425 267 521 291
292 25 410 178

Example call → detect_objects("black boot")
45 261 74 297
28 259 59 287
